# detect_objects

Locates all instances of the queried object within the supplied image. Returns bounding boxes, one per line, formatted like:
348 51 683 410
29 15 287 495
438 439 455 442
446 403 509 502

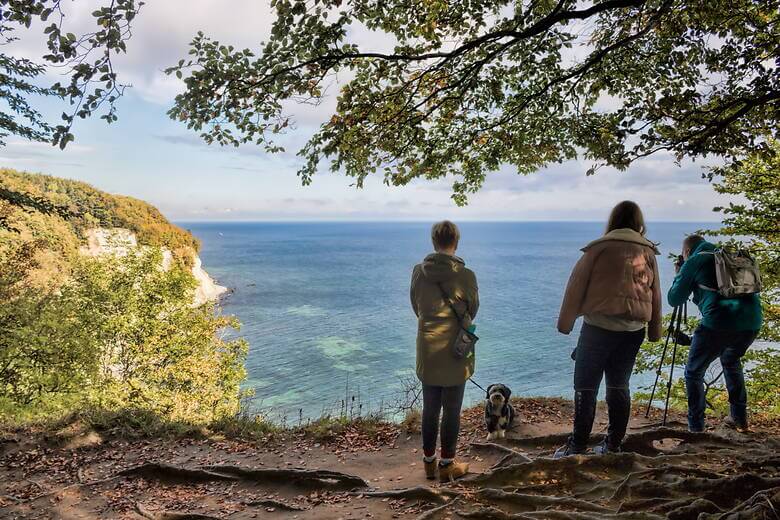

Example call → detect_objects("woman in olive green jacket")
410 220 479 482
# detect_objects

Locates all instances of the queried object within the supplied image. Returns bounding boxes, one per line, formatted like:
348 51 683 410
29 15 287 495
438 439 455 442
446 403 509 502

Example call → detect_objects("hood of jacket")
420 253 467 283
691 240 716 257
582 228 660 254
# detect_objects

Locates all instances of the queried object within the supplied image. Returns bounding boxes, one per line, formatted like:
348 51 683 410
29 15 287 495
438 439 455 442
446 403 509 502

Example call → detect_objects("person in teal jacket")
668 235 762 432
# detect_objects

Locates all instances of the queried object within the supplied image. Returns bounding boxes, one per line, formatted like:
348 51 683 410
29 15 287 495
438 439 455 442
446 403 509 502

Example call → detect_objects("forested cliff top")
1 168 199 260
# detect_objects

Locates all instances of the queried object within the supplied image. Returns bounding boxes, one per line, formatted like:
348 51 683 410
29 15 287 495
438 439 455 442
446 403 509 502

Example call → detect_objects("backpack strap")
692 251 718 293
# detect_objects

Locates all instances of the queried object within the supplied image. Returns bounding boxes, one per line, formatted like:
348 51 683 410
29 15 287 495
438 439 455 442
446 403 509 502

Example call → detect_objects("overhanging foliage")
167 0 779 203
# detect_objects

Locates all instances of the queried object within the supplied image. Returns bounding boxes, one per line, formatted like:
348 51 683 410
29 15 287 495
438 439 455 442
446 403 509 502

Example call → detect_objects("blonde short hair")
431 220 460 251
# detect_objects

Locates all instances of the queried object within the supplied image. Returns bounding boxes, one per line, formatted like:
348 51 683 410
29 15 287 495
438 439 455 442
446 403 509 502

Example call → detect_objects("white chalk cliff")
79 228 228 306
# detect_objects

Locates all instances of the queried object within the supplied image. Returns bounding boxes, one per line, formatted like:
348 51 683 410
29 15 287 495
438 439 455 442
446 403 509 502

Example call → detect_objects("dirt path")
1 398 778 519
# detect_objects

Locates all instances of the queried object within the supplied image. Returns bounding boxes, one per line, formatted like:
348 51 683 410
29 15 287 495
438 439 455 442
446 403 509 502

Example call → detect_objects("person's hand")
674 255 684 274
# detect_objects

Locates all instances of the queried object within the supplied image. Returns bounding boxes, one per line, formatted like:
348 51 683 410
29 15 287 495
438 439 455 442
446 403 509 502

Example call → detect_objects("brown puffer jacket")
557 228 663 342
411 253 479 387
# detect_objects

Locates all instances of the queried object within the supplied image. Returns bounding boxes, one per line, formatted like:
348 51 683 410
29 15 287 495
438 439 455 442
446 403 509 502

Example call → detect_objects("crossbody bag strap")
436 282 465 326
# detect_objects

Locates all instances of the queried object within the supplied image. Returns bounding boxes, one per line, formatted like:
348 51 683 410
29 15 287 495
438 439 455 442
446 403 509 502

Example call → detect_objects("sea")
185 221 709 421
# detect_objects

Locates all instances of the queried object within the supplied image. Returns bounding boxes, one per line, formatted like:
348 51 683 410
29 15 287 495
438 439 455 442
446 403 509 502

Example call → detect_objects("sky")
1 1 729 222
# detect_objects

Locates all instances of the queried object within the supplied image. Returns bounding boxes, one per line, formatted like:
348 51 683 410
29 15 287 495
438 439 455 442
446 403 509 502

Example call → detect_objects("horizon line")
173 219 722 224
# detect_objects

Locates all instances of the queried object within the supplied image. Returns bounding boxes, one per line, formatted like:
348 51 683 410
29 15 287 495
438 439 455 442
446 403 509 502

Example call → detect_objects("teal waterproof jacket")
667 240 762 331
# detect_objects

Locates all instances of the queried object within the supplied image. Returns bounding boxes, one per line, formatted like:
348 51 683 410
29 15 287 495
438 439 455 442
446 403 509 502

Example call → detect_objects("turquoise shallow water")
184 221 706 420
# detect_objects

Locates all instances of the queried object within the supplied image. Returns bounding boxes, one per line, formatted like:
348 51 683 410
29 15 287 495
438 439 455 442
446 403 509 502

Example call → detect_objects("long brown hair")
606 200 646 235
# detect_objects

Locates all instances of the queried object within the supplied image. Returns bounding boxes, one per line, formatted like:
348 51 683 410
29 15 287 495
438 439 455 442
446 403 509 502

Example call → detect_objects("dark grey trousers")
422 383 466 459
571 323 645 451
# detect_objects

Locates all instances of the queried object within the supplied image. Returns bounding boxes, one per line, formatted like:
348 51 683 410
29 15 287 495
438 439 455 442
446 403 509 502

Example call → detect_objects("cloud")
155 134 205 147
155 133 279 160
0 140 93 169
4 140 93 156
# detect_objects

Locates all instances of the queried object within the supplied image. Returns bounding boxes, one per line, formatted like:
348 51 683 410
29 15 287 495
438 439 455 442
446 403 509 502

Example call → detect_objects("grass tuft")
400 409 421 433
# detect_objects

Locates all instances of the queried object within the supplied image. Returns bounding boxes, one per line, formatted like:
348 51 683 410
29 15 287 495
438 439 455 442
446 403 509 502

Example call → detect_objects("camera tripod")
644 302 688 425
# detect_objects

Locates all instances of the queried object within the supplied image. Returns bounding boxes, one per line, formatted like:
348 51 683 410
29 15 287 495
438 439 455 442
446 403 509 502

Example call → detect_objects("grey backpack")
699 249 762 298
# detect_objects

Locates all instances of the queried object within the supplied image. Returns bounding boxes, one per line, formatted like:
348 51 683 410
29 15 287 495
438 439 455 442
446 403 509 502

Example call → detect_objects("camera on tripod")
675 330 691 346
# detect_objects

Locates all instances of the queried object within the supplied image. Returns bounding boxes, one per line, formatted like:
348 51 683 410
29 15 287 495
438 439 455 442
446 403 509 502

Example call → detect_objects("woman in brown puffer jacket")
555 201 662 458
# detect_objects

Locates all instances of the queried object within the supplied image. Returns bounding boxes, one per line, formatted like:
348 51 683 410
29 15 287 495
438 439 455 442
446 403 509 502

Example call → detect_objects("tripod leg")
663 306 685 425
645 306 679 418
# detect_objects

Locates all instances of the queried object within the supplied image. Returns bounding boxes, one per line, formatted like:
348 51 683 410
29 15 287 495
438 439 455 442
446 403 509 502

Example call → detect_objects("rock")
64 431 103 450
192 255 228 306
80 228 137 256
79 227 228 306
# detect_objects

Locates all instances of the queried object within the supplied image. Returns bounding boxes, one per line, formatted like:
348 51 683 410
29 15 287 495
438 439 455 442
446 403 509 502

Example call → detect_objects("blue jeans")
684 325 758 431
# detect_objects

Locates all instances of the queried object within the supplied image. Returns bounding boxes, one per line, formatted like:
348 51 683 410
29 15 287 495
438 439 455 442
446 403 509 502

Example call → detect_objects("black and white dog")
484 384 515 440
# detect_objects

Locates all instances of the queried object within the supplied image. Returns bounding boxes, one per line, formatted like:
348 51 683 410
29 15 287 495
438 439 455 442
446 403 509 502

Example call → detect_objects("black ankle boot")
571 389 597 452
605 387 631 450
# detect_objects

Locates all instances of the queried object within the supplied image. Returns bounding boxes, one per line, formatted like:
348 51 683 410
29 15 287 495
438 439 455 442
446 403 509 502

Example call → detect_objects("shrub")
0 246 247 425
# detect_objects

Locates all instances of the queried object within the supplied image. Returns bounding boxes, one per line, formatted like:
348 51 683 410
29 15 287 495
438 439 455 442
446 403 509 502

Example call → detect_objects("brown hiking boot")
424 459 437 480
439 461 469 482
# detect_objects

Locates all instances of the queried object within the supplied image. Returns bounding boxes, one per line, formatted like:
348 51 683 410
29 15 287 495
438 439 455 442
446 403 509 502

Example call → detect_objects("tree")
0 239 99 406
709 143 779 415
70 249 247 423
0 0 142 148
0 243 247 423
167 0 780 203
708 141 779 341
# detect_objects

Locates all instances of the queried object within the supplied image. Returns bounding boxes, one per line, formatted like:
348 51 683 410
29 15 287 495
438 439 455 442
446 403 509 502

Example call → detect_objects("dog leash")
468 377 488 394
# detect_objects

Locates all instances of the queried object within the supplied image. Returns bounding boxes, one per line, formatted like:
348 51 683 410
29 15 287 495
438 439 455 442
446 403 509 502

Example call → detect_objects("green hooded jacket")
668 240 762 331
410 253 479 387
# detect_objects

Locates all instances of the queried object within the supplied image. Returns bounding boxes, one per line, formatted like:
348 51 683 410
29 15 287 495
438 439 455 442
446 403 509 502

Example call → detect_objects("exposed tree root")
665 498 723 520
416 496 461 520
119 462 369 490
632 420 688 430
609 465 727 500
4 421 778 520
476 488 614 513
505 432 576 449
203 464 369 490
620 427 737 456
471 442 533 468
684 474 780 506
243 498 307 511
471 443 532 461
451 426 778 520
738 456 780 472
491 454 534 470
454 505 518 519
465 452 643 489
699 486 780 520
454 506 664 520
616 497 677 512
135 502 221 520
355 486 459 503
120 463 238 483
514 511 664 519
505 427 739 456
